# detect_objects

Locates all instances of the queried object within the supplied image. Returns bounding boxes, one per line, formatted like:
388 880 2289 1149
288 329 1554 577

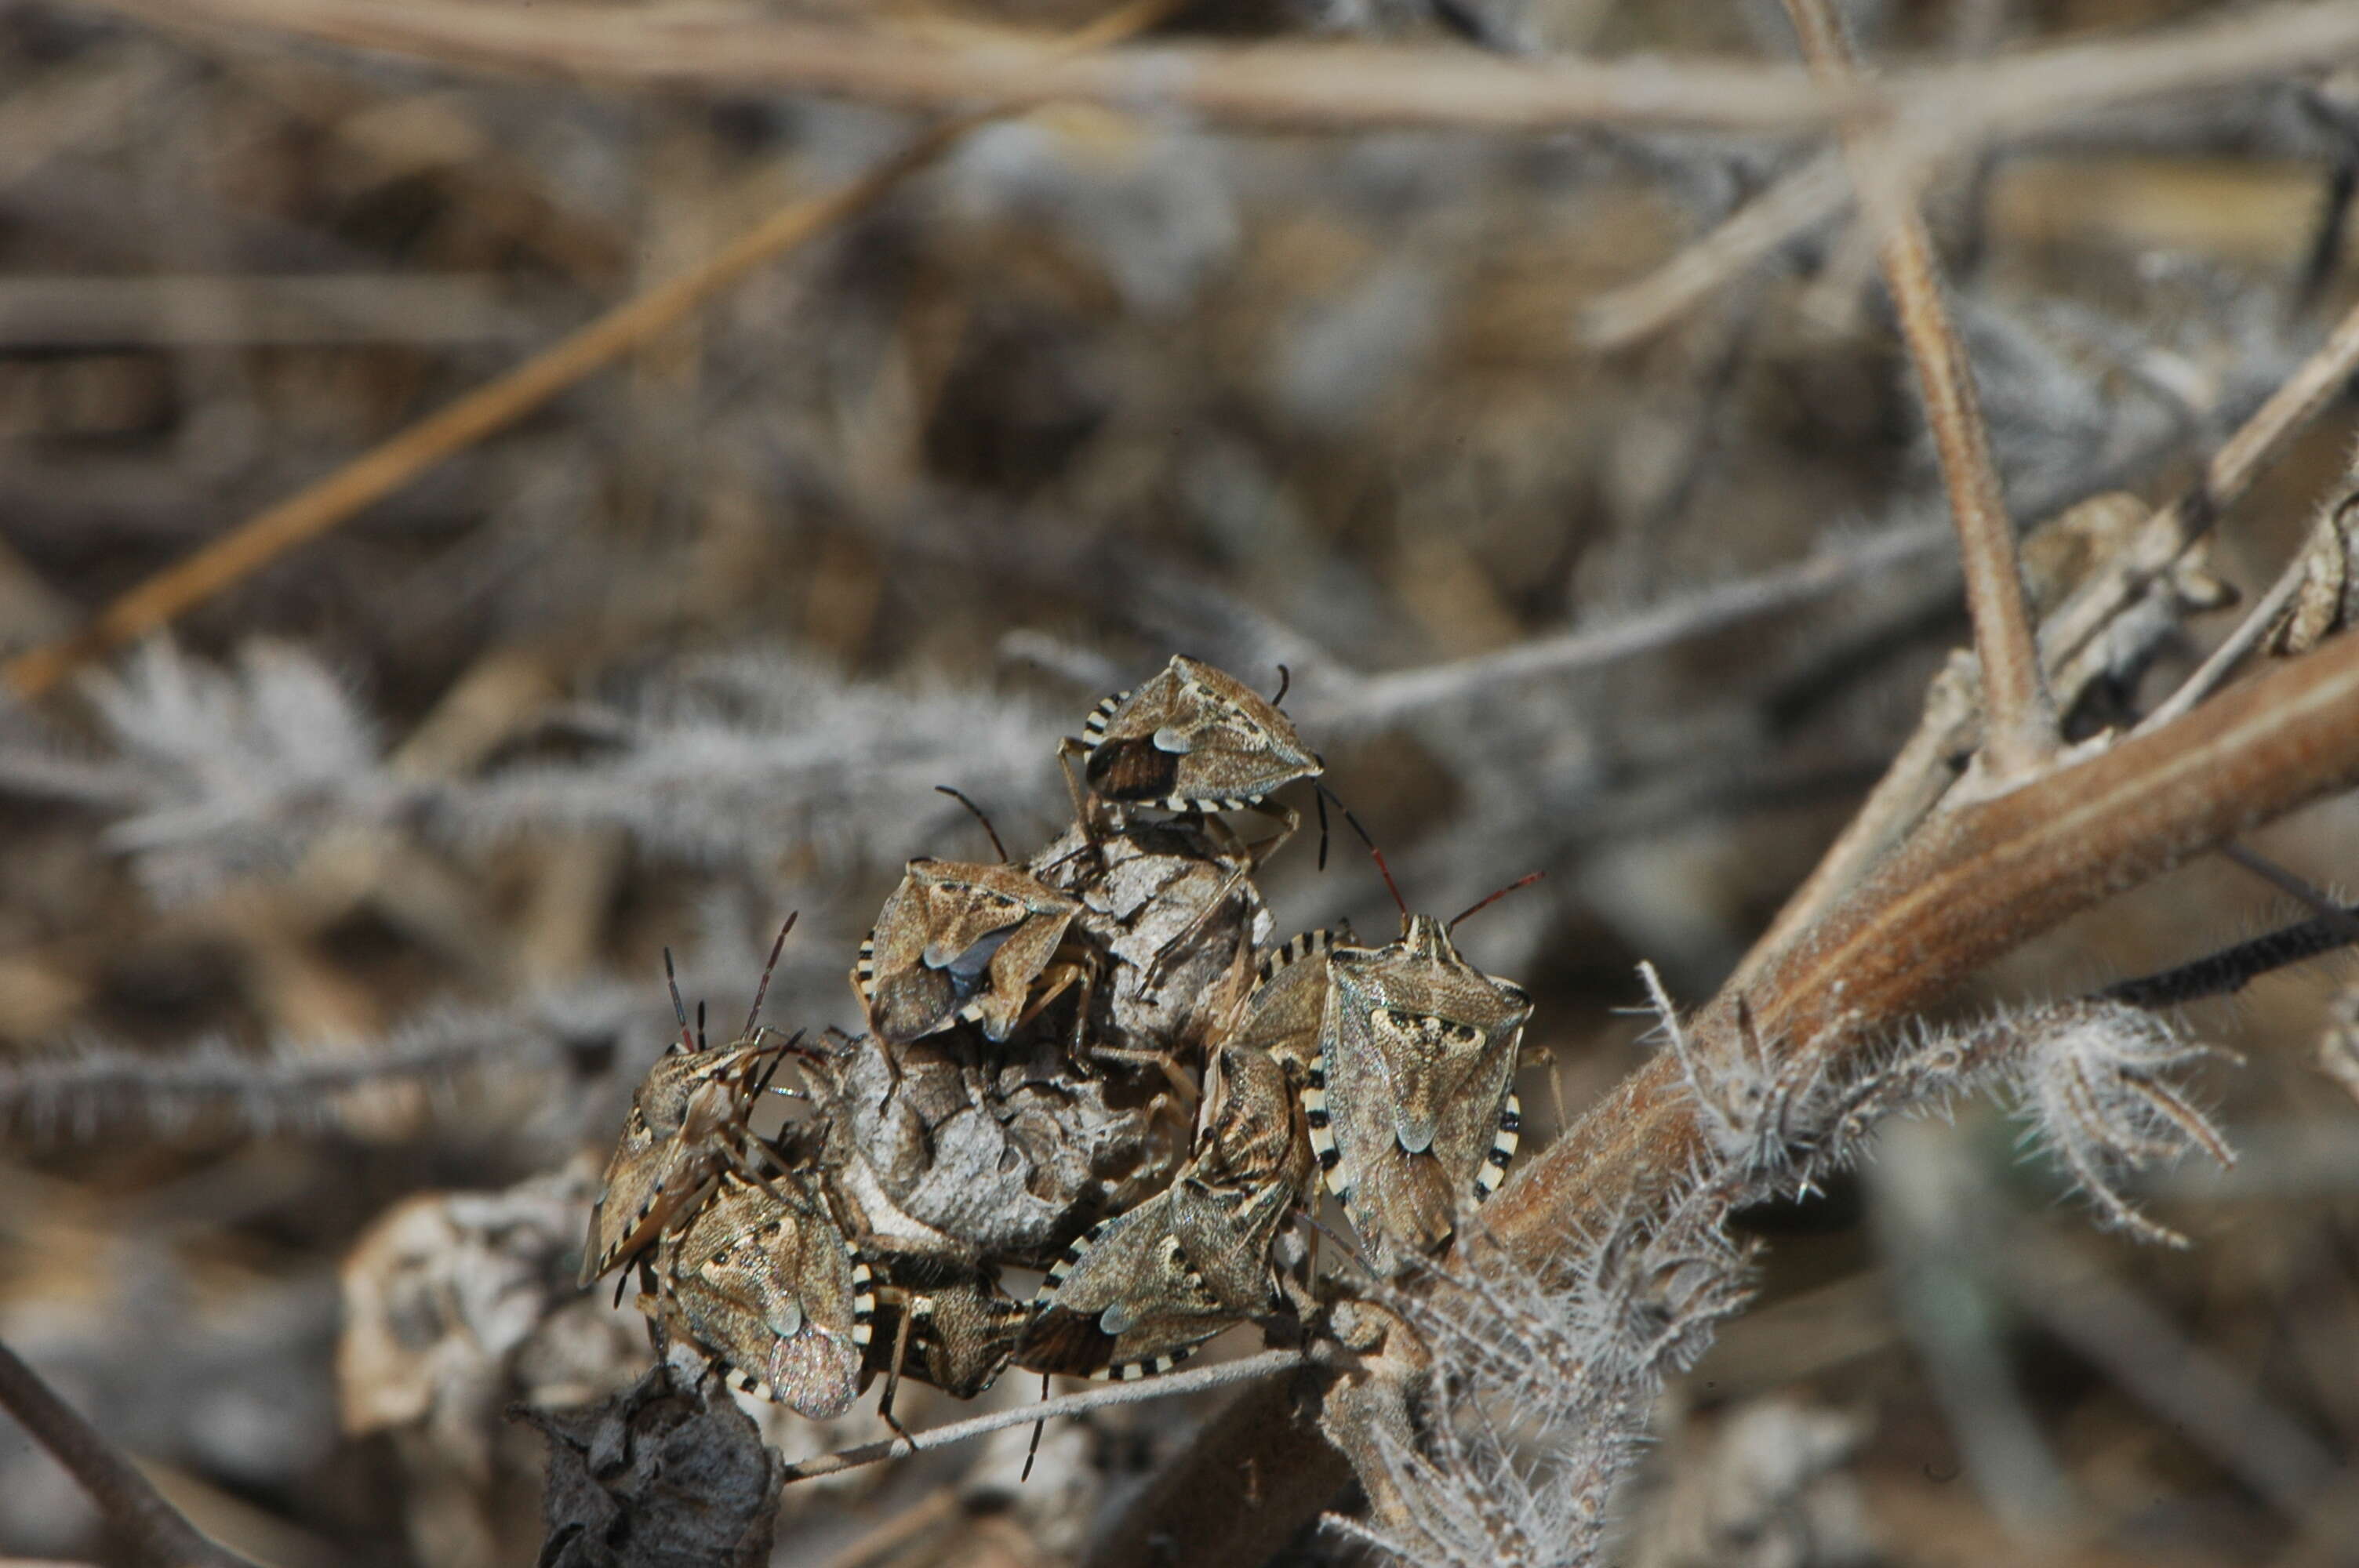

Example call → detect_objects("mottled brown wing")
661 1174 871 1420
1018 1192 1235 1381
1233 927 1350 1080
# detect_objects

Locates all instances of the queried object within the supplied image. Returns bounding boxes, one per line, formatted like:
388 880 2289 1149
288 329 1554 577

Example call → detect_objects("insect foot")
649 1168 873 1421
1311 914 1532 1274
854 858 1085 1045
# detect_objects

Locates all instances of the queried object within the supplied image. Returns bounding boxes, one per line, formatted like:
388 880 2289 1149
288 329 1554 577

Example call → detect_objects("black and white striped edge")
1080 690 1130 746
1035 1218 1114 1301
1304 1053 1345 1197
1256 927 1341 989
1473 1094 1521 1201
1090 1344 1200 1382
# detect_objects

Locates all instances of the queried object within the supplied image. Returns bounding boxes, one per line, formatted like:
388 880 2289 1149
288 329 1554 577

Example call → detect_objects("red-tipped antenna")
663 948 694 1054
743 912 799 1038
1368 842 1408 920
933 785 1010 863
1448 872 1544 932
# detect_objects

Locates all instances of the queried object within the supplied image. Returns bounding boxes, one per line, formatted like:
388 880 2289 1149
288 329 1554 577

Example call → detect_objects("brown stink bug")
853 857 1089 1045
1309 909 1532 1273
1017 1044 1313 1380
1230 926 1356 1082
857 1248 1032 1426
580 931 803 1288
652 1167 875 1419
1066 656 1322 863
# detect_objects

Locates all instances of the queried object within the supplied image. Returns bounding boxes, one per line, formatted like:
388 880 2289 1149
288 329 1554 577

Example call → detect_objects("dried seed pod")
1310 915 1530 1272
812 1029 1190 1269
854 858 1087 1044
1029 816 1270 1069
1019 1045 1313 1380
652 1169 873 1420
2267 487 2359 656
580 1032 790 1287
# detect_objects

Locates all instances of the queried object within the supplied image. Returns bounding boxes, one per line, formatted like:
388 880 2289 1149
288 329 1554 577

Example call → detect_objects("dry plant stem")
2043 292 2359 675
1 0 1172 702
778 1348 1303 1484
1739 295 2359 985
2138 554 2310 732
1725 657 1974 996
1335 520 1946 724
2218 840 2359 948
1498 624 2359 1250
72 0 2359 142
1782 0 2055 778
1107 615 2359 1568
1578 148 1848 350
0 1336 264 1568
0 129 957 700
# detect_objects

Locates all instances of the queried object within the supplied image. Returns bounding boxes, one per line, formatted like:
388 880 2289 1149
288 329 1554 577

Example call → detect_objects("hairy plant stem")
1095 613 2359 1567
1781 0 2055 778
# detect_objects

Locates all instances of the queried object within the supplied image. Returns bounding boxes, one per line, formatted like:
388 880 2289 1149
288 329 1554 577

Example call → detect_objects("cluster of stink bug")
578 656 1536 1435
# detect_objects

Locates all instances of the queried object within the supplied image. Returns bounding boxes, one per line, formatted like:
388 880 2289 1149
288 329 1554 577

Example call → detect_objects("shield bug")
858 1248 1031 1422
580 932 803 1288
1310 910 1532 1273
853 858 1088 1045
652 1167 874 1420
1066 656 1321 862
1230 926 1356 1083
1018 1044 1312 1380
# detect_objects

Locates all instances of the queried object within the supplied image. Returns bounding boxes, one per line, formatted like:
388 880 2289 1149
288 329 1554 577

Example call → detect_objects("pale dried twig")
2 0 1175 702
1782 0 2055 779
0 1336 265 1568
1576 149 1848 351
778 1349 1305 1484
73 0 2359 144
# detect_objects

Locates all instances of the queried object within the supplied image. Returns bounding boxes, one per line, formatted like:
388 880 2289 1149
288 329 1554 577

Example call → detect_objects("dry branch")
1781 0 2055 778
66 0 2359 140
1096 604 2359 1566
1 0 1173 702
0 1336 264 1568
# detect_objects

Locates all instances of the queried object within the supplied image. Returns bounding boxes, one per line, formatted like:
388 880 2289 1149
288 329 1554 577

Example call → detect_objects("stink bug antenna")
1448 873 1544 932
696 1000 707 1052
1270 664 1291 706
750 1029 809 1102
744 912 798 1037
663 948 694 1054
1313 779 1373 876
1294 1210 1377 1279
933 785 1009 863
1021 1370 1051 1483
1365 840 1408 920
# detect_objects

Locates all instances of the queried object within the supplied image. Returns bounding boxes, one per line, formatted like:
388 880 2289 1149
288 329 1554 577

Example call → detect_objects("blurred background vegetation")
2 0 2358 1563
